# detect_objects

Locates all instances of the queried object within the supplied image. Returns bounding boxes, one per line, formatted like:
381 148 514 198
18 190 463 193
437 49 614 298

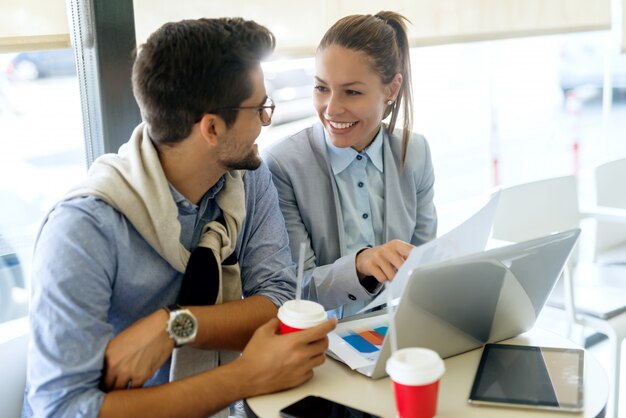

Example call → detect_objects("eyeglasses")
208 97 275 126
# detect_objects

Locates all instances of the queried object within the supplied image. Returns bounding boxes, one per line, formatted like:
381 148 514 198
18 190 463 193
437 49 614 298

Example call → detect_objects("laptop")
327 228 581 379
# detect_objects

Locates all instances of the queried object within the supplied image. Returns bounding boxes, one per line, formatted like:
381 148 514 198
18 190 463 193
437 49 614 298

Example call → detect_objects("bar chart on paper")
338 324 388 362
328 316 391 369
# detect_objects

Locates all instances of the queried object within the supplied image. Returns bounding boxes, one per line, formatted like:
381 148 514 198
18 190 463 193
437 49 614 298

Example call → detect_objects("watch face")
172 312 196 338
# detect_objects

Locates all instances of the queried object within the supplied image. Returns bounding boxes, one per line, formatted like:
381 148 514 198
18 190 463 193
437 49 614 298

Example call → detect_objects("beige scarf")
65 123 245 418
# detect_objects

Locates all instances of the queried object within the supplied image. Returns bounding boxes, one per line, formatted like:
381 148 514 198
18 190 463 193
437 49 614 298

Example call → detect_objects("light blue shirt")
23 163 296 418
324 127 385 254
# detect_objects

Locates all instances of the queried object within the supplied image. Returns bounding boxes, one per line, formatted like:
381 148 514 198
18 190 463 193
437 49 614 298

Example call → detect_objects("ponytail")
318 11 414 168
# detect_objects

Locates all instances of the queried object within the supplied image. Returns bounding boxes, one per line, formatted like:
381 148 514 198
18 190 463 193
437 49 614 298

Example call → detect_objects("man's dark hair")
132 18 275 144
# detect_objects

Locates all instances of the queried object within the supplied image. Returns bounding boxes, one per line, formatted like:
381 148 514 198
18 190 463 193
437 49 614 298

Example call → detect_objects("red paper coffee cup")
385 348 445 418
278 300 327 334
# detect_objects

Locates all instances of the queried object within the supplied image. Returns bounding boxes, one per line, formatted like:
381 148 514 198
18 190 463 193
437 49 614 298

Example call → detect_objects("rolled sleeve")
237 163 296 307
26 200 115 417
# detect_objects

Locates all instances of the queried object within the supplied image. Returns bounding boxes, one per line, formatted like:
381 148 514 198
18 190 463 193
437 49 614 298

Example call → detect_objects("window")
0 49 85 318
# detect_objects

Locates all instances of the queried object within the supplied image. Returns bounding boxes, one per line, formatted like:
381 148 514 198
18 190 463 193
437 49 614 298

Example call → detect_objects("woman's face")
314 44 400 152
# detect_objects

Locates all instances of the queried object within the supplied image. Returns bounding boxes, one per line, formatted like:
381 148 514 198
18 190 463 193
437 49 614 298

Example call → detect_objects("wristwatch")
163 304 197 347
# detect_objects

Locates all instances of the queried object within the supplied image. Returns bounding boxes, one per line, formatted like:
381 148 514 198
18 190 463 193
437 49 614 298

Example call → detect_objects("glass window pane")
413 31 626 231
0 48 86 322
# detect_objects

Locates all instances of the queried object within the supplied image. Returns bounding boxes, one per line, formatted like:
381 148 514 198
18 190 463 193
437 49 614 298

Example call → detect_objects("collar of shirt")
324 126 384 175
168 176 225 214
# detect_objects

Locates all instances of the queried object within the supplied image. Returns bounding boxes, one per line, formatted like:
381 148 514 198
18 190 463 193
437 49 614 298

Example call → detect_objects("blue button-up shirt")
325 128 385 254
23 163 295 417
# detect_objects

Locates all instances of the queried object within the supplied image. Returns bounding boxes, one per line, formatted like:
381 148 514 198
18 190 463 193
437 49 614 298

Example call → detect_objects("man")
23 17 335 418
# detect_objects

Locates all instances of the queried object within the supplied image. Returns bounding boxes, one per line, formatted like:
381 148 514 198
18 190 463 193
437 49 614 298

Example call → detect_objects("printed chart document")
327 314 390 370
357 190 501 314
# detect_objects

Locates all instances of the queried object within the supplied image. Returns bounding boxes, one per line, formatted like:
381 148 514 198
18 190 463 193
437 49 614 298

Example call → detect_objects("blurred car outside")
0 234 24 289
0 234 27 323
262 57 315 125
4 49 315 124
559 32 626 98
5 48 76 81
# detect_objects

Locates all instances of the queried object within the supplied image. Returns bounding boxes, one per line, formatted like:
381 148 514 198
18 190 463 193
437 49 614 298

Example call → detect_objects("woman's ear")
387 73 403 102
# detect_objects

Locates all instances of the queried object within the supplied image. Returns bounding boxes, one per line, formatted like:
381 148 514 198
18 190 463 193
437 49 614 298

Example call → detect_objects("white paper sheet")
357 190 501 313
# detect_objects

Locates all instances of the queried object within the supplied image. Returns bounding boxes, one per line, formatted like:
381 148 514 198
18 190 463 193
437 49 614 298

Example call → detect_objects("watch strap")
163 304 182 314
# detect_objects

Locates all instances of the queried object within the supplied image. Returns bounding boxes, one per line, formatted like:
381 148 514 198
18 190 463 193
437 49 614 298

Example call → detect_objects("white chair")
592 156 626 264
0 241 28 323
0 267 14 322
491 174 626 418
0 270 28 323
0 316 29 418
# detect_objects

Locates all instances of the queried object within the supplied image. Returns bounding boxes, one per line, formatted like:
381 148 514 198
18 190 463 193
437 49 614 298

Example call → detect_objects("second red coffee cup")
278 300 327 334
385 347 445 418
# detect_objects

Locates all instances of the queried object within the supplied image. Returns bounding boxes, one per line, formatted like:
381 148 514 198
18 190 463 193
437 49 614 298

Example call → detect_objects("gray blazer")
263 122 437 315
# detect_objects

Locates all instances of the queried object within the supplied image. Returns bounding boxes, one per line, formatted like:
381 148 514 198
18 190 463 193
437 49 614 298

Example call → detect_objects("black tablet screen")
469 343 584 411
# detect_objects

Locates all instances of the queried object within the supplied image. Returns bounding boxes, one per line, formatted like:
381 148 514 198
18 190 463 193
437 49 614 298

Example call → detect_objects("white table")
245 327 608 417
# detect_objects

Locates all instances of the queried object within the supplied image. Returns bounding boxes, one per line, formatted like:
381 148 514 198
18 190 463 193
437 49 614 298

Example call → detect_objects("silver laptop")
328 228 580 379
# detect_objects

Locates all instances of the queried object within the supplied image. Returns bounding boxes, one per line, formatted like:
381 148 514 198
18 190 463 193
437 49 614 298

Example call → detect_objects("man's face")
216 66 269 171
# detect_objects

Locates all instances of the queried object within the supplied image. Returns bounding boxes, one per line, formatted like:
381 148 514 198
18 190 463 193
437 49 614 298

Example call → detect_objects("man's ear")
198 113 223 146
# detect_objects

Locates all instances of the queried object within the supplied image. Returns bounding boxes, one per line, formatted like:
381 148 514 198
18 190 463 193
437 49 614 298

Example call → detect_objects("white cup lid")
278 300 327 329
386 347 445 386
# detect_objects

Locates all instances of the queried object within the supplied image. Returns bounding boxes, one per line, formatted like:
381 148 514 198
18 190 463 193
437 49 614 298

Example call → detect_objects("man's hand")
236 317 336 396
101 309 174 391
355 239 414 283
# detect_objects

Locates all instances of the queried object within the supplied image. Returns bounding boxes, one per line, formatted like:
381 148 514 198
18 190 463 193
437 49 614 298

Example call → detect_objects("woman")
263 11 437 317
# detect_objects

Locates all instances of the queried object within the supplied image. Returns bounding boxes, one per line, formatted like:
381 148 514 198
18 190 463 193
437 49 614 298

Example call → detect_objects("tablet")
468 343 584 412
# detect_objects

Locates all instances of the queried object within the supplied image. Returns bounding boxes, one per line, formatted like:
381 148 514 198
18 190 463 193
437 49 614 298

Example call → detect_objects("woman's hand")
355 239 414 283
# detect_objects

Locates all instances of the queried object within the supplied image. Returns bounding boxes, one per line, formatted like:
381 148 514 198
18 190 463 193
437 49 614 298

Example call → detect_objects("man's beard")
222 149 261 171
